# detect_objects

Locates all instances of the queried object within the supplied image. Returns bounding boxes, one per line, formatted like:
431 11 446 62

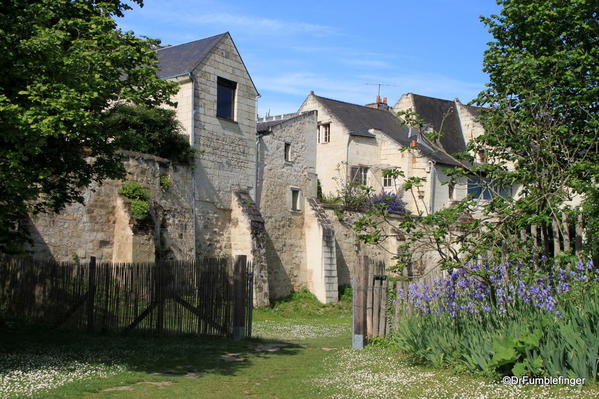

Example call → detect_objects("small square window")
217 77 236 120
318 123 330 143
284 143 291 162
290 188 301 211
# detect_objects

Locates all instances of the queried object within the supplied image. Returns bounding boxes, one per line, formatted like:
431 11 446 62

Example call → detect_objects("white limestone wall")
164 76 193 140
257 112 318 299
298 94 350 197
190 34 258 256
304 199 338 304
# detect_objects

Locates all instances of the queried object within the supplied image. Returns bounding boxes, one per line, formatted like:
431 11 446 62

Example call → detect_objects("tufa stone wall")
256 112 318 299
304 199 338 303
29 152 195 263
231 191 270 307
179 34 258 258
322 206 399 287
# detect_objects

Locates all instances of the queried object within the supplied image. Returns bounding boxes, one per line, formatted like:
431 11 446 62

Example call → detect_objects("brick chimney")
366 95 390 111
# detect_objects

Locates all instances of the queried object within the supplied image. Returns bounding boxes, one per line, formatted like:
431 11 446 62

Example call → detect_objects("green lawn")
1 291 597 399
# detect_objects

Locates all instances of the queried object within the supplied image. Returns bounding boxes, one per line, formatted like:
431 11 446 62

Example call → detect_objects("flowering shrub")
369 192 407 214
392 258 599 381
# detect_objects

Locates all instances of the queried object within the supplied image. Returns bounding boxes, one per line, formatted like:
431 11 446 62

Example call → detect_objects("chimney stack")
383 97 387 104
376 95 381 103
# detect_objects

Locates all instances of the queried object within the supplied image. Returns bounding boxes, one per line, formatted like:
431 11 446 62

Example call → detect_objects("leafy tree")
104 104 195 165
353 0 598 272
471 0 598 260
0 0 177 253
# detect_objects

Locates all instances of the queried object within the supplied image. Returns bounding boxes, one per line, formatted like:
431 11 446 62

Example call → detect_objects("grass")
1 289 597 399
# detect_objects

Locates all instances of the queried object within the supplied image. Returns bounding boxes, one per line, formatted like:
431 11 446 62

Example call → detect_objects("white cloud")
183 13 335 36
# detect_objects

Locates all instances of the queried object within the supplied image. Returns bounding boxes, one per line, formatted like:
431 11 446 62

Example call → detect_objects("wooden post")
562 214 571 252
246 266 254 338
233 255 247 341
86 256 96 332
575 214 584 256
552 219 561 257
366 261 374 338
156 263 164 334
379 276 388 337
372 277 381 337
352 256 368 349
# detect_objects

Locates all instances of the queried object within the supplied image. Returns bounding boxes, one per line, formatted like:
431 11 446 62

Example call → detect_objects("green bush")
129 199 150 222
104 104 195 165
118 181 150 201
159 175 172 192
119 181 151 222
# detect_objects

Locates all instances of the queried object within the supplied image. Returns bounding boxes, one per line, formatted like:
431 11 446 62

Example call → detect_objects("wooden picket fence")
0 255 253 339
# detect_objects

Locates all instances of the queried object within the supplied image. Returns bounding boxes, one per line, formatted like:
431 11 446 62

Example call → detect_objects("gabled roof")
311 95 463 166
408 94 467 156
156 33 226 79
313 95 400 140
156 33 258 95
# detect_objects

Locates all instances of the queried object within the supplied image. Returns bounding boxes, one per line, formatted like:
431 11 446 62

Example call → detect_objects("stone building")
26 32 498 306
297 91 472 215
256 111 338 303
30 33 272 307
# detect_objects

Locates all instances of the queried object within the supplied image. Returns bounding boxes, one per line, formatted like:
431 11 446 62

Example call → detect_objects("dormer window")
217 77 236 120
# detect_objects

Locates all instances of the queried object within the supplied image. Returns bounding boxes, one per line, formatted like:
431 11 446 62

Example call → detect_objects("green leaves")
0 0 177 252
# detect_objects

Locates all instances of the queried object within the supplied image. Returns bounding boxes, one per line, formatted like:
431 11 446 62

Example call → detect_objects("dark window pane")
217 77 236 119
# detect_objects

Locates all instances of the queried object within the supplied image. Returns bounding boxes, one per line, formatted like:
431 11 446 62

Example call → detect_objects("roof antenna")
365 82 400 99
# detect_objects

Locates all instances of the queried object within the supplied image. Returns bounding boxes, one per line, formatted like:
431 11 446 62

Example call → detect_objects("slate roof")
156 33 258 94
408 94 467 156
156 33 227 79
257 112 317 134
256 118 292 133
313 95 463 166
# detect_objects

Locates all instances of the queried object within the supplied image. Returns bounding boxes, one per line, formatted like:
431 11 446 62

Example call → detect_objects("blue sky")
119 0 500 116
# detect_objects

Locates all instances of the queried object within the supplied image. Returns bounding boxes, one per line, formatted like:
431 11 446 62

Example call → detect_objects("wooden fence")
0 255 253 339
352 256 390 348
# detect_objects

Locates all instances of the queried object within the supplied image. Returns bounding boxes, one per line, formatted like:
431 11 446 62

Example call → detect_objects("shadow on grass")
0 320 304 379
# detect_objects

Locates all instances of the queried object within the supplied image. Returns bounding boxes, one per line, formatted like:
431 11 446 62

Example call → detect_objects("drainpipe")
428 160 436 213
346 135 353 183
189 72 198 259
254 133 265 208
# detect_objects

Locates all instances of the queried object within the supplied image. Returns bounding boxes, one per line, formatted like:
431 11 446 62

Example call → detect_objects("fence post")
246 265 254 338
366 262 374 338
86 256 96 332
233 255 247 341
352 256 368 349
379 275 388 337
156 263 164 334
